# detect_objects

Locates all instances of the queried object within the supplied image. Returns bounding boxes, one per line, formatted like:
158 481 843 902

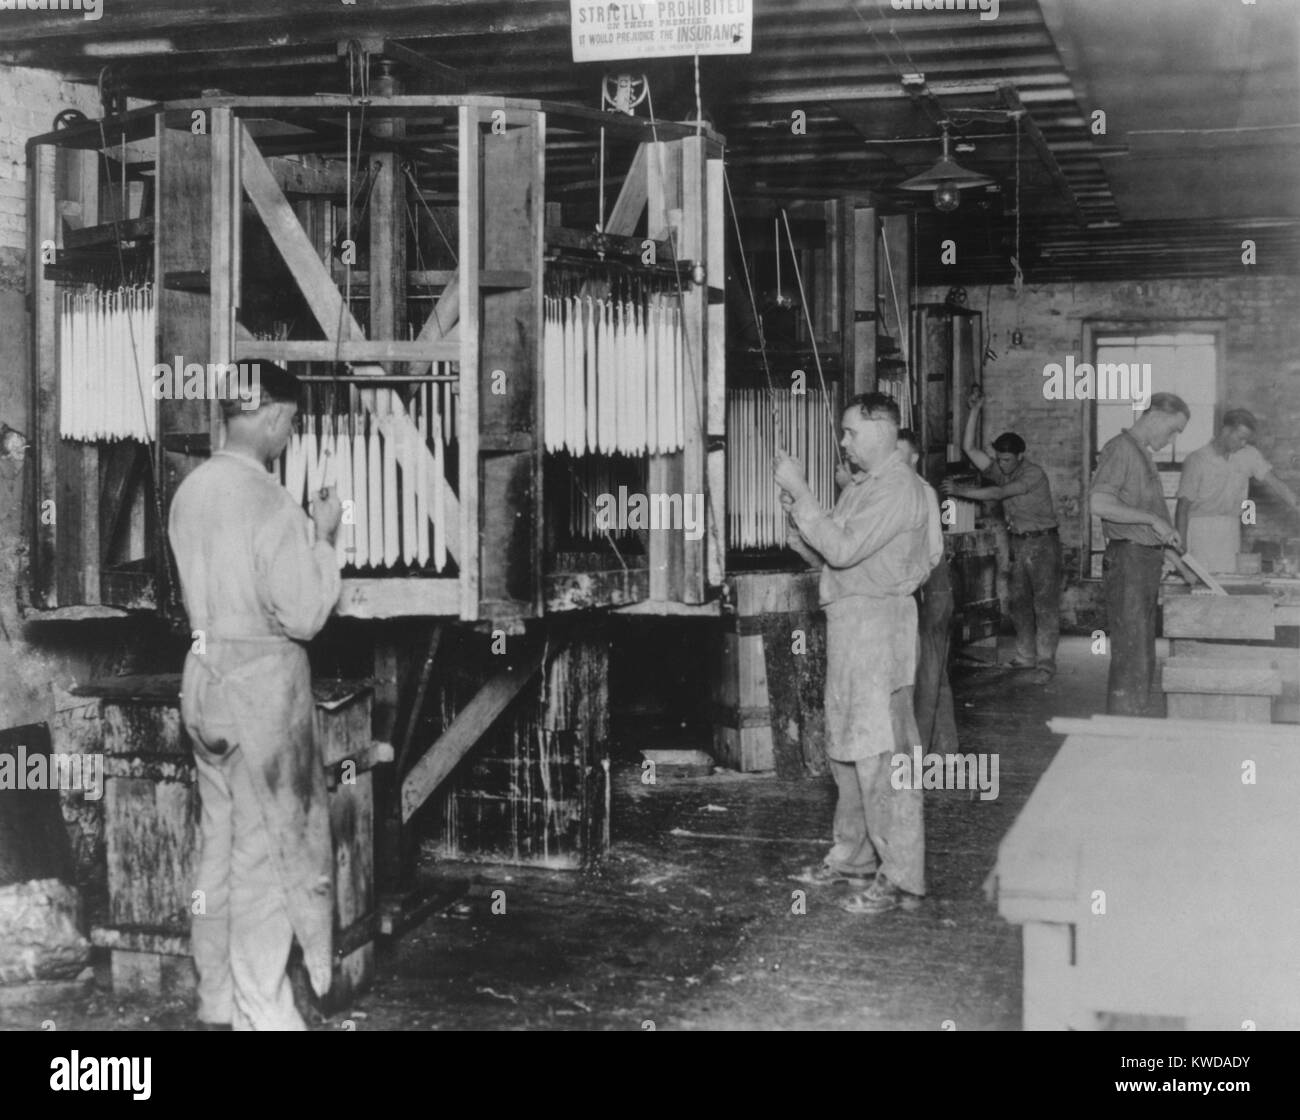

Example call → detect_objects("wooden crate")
80 676 380 1005
1160 657 1281 724
996 716 1300 1030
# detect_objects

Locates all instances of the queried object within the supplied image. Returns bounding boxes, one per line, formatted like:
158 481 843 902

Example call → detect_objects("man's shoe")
791 863 875 887
838 874 923 914
1029 668 1055 685
1006 655 1036 669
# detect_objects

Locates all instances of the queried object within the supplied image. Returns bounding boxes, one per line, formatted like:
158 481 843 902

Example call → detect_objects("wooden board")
1159 658 1282 696
1166 694 1272 723
1161 592 1277 640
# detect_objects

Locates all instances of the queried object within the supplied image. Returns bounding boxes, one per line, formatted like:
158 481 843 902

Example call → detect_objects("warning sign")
570 1 753 63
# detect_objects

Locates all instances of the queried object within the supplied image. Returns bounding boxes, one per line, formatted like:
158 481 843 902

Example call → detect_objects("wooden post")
851 206 877 395
457 104 482 621
679 136 708 605
705 149 726 591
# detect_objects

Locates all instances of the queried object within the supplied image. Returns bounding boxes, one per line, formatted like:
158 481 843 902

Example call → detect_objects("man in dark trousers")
898 429 958 754
1089 392 1190 716
944 387 1061 684
169 362 342 1030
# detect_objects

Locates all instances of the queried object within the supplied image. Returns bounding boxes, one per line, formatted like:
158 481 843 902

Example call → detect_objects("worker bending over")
169 362 342 1030
944 387 1060 684
1176 408 1300 574
777 393 942 915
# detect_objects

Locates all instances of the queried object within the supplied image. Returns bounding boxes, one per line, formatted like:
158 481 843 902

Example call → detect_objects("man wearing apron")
777 394 942 915
1176 409 1300 573
168 362 342 1030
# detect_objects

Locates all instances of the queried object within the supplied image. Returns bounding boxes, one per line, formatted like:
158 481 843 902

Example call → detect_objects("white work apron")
1187 514 1241 574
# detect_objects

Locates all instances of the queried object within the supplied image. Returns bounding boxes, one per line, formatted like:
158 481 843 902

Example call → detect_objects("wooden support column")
647 140 683 602
850 205 877 395
29 141 59 607
369 62 408 363
705 149 726 591
679 136 709 605
457 104 482 621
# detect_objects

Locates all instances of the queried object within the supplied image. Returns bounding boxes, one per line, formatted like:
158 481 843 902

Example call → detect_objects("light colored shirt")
791 449 941 607
1176 442 1270 517
168 450 341 641
985 458 1057 533
1091 429 1169 546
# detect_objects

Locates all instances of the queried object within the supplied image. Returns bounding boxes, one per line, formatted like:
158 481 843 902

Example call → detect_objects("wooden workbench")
995 715 1300 1030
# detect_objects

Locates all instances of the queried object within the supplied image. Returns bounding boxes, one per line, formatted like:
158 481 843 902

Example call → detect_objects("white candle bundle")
727 387 838 550
543 292 685 457
278 374 455 573
59 285 156 442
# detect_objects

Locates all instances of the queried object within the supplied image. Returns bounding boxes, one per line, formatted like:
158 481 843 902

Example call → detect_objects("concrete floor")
2 635 1108 1032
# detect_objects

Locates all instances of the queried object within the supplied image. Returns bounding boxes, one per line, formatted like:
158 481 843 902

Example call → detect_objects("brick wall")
920 274 1300 625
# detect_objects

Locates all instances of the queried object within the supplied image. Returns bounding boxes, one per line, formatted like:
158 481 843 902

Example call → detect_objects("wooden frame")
26 95 727 624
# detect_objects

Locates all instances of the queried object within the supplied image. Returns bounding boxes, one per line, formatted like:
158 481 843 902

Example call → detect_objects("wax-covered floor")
3 635 1109 1032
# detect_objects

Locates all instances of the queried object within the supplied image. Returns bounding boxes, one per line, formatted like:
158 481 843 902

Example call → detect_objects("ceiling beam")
997 82 1087 229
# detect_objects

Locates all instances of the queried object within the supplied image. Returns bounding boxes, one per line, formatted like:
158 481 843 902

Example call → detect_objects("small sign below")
570 0 753 63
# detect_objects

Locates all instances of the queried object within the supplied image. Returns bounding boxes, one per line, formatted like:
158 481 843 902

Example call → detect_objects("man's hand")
1150 518 1181 550
834 461 853 490
940 478 958 497
773 453 810 500
968 385 984 411
311 486 343 547
779 490 796 513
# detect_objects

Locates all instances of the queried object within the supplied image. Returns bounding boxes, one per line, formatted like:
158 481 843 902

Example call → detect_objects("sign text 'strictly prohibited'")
570 1 753 63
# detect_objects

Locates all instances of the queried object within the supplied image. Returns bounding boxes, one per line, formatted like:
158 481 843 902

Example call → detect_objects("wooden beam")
29 142 59 608
336 578 459 619
232 340 460 363
457 104 482 621
997 83 1087 230
400 640 549 823
605 143 649 236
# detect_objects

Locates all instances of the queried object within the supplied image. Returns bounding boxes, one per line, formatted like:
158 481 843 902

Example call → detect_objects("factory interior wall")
921 274 1300 628
0 66 185 893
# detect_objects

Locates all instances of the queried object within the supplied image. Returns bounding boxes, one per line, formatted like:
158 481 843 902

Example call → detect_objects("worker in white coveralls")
776 393 943 915
168 362 342 1030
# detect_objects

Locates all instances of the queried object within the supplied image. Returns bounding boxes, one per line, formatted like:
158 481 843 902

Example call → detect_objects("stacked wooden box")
1160 585 1299 722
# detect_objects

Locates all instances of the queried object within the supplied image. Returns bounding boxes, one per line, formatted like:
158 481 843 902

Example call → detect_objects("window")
1093 332 1218 465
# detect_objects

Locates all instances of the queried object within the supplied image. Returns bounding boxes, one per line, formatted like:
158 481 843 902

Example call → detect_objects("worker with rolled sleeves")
169 362 342 1030
1175 408 1300 574
1089 392 1189 717
777 393 942 915
943 387 1061 684
830 430 957 753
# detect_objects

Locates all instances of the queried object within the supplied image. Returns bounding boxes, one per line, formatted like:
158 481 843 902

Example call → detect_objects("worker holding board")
1176 408 1300 574
168 362 342 1030
777 393 941 916
1089 393 1190 717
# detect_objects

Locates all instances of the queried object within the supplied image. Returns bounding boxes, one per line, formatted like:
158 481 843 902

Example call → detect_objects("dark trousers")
915 558 958 753
1103 539 1165 717
1008 531 1062 671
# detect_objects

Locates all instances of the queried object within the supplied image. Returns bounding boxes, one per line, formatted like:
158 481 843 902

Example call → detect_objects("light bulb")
932 183 961 212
